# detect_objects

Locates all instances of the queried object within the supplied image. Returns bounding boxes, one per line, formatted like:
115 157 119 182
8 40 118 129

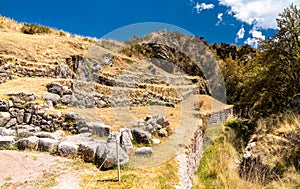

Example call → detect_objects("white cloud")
193 2 215 13
245 37 259 48
235 25 245 42
250 29 265 40
216 13 224 25
218 13 223 21
218 0 297 29
244 28 266 48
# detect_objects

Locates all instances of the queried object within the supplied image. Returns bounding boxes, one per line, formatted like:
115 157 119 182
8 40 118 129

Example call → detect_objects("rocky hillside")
0 15 236 188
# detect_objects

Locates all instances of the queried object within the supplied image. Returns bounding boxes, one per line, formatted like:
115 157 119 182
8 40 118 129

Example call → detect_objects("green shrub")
224 119 255 152
21 23 51 34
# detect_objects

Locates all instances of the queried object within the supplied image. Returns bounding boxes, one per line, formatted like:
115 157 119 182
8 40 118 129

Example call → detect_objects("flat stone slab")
0 136 15 148
135 147 153 155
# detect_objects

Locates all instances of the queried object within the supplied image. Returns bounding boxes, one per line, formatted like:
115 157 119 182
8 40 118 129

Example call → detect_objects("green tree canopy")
243 4 300 117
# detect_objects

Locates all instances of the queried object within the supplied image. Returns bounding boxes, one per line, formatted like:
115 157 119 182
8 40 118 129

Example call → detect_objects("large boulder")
119 128 133 152
58 141 79 157
78 142 96 162
37 138 59 152
43 92 61 105
82 121 111 137
94 141 107 168
15 136 39 150
131 128 151 144
0 136 15 148
0 112 11 127
61 95 76 106
0 127 16 136
95 141 129 170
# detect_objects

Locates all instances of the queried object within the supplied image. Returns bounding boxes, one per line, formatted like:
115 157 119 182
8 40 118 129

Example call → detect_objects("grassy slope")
194 117 300 189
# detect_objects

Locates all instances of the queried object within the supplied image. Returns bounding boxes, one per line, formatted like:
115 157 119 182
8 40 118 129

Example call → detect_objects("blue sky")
0 0 297 46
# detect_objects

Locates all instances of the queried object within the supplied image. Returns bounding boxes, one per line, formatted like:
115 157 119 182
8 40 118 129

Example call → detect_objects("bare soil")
0 150 81 189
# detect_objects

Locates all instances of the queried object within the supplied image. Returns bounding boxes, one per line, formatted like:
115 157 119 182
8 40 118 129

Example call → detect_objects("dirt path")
0 150 82 189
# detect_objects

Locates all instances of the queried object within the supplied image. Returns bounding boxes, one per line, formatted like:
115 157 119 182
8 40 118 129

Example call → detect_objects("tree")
242 4 300 117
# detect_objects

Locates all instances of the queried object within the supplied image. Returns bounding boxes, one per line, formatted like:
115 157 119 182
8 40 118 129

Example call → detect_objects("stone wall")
46 81 182 109
0 92 81 133
176 126 204 189
205 106 234 125
175 106 234 189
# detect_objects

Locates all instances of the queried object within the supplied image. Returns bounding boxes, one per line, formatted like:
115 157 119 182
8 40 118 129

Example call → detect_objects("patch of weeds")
157 161 178 189
4 176 12 181
0 183 10 189
0 144 18 150
21 23 51 34
224 119 255 152
37 171 58 189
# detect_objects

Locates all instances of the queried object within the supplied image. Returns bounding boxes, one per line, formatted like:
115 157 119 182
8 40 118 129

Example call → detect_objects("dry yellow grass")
0 15 95 65
0 77 67 97
0 30 91 63
80 159 179 189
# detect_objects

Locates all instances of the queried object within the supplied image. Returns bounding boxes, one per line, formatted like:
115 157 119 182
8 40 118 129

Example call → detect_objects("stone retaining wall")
0 92 80 133
206 106 234 125
176 126 204 189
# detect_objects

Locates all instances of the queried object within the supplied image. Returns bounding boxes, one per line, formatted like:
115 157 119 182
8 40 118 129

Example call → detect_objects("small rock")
146 124 156 133
53 130 65 139
23 113 32 124
5 118 17 128
132 128 151 144
9 107 19 117
0 112 11 127
152 138 161 144
134 119 145 127
47 82 63 95
0 100 9 111
16 109 25 124
62 86 73 95
96 100 107 108
158 128 168 137
135 147 153 155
